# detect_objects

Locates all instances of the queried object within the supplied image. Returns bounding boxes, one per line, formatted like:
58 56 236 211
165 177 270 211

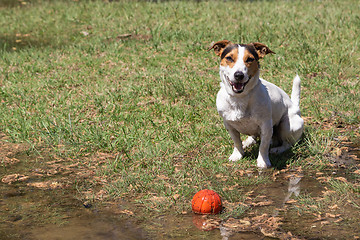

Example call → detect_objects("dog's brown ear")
208 40 232 57
251 42 275 58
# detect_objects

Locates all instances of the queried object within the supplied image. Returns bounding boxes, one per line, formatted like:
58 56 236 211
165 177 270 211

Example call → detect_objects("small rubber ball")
191 189 222 214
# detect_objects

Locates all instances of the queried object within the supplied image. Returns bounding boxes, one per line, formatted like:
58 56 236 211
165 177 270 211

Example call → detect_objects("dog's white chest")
216 87 248 120
217 102 246 122
216 88 261 136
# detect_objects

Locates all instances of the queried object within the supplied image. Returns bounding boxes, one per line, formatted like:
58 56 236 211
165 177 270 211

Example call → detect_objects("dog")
209 40 304 168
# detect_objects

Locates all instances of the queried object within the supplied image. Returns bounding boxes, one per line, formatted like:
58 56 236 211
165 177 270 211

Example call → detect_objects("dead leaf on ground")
1 157 20 166
334 177 348 182
334 218 344 223
251 200 273 207
115 209 134 216
1 174 29 184
27 181 64 189
317 176 331 182
157 175 170 180
285 199 298 204
325 213 341 218
172 194 180 200
328 204 338 210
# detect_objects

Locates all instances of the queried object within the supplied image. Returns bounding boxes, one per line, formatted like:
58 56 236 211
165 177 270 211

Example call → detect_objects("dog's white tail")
291 75 301 106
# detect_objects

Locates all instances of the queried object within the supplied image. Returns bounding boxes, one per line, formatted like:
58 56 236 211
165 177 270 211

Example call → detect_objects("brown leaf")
116 209 134 216
328 204 338 210
334 218 343 223
157 175 170 180
252 201 273 207
325 213 336 218
334 177 348 182
285 199 298 204
260 228 279 238
317 176 331 182
1 174 29 184
27 181 63 189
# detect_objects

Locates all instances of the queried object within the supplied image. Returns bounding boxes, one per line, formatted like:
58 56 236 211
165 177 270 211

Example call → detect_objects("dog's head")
209 40 275 96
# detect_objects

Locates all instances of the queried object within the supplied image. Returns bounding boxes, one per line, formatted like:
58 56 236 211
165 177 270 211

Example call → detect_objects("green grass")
1 0 359 218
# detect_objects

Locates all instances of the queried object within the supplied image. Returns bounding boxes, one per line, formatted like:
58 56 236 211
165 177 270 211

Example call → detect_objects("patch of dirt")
328 135 360 167
1 131 360 240
0 132 115 204
0 133 27 166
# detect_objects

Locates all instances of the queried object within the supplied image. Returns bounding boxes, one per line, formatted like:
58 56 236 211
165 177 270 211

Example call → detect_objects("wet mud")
1 133 359 239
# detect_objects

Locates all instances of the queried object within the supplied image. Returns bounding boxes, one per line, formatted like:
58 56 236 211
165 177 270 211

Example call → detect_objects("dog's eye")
225 56 234 62
246 57 255 63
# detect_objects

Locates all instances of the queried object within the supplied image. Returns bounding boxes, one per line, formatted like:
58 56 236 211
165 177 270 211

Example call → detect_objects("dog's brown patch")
243 48 259 77
251 42 275 58
208 40 232 57
220 45 238 68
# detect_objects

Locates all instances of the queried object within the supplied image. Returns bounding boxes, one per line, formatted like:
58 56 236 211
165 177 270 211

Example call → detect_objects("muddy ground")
1 132 359 239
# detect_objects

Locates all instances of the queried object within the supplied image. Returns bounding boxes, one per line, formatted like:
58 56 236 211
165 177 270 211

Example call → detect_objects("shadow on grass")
0 34 69 52
0 0 24 8
244 137 307 170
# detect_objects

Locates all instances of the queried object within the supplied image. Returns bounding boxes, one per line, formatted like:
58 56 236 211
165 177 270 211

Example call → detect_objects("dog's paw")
242 136 256 149
228 149 243 162
256 156 271 168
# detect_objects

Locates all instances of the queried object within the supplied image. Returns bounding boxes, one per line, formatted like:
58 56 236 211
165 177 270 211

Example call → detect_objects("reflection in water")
220 173 304 240
284 175 302 203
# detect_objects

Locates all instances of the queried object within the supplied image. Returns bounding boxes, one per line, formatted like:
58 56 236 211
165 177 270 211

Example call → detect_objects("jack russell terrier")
209 40 304 168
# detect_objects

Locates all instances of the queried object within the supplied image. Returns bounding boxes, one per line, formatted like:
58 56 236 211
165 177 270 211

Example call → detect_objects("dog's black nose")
234 71 244 81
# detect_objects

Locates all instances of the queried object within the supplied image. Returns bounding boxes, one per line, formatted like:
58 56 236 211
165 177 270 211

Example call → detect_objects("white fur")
216 45 304 168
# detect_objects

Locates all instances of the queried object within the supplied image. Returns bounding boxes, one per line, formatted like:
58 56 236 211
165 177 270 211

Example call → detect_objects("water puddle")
0 138 257 239
0 181 259 240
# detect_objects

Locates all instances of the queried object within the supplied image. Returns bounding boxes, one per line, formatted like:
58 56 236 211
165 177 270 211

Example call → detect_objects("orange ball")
192 189 222 214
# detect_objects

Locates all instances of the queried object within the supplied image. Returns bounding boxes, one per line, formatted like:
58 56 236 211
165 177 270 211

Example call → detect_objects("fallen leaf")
285 199 298 204
1 174 29 184
334 177 348 182
252 201 273 207
157 175 170 180
260 228 278 238
328 204 338 210
27 181 63 189
317 176 331 182
325 213 336 218
172 194 180 200
116 209 134 216
322 190 336 196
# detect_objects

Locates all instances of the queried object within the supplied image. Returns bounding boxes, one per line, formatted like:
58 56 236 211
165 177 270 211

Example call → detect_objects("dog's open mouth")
226 76 249 93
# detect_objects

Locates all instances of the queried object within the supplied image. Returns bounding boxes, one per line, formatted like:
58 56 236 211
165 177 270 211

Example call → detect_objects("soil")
1 132 359 239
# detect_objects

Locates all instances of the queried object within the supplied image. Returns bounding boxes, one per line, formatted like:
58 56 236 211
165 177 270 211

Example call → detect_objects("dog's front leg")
257 120 273 168
224 122 244 161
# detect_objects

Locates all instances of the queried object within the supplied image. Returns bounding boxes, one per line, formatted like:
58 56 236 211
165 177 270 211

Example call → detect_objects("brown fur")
251 42 275 58
208 40 232 57
243 49 259 77
220 47 238 68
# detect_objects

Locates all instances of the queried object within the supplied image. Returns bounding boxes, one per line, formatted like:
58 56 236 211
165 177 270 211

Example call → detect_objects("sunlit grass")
0 0 359 218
